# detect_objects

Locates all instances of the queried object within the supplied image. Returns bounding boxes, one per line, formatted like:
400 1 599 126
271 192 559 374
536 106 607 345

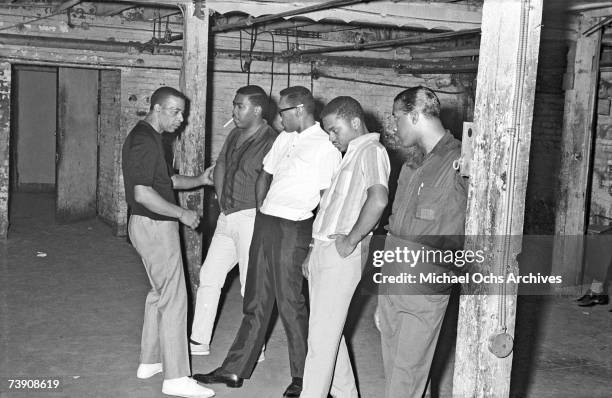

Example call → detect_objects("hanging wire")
246 26 259 84
316 72 467 94
239 30 247 73
310 62 314 94
260 31 276 101
286 32 291 88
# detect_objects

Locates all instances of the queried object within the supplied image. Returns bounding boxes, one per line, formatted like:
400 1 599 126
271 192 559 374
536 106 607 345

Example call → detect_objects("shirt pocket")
415 187 444 222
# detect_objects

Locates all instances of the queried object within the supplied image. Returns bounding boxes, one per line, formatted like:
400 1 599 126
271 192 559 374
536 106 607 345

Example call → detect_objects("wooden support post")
453 0 542 397
552 15 602 293
178 1 208 300
0 62 10 239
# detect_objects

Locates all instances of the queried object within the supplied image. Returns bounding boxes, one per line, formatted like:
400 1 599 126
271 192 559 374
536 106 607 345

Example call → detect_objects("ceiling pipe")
0 32 477 72
286 27 481 56
568 2 612 12
147 20 313 46
212 0 372 32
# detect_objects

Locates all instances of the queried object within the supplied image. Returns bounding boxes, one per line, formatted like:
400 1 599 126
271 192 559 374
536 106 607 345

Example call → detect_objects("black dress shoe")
283 377 302 397
192 367 243 388
577 291 609 307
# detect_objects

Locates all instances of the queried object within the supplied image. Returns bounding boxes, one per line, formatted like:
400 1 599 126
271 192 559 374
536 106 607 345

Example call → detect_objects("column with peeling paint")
178 1 209 300
453 0 543 396
0 62 10 238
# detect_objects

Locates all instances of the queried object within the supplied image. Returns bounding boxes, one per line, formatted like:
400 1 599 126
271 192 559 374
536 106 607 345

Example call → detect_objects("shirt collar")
298 122 323 137
232 120 269 138
430 130 455 153
346 132 379 153
425 131 455 158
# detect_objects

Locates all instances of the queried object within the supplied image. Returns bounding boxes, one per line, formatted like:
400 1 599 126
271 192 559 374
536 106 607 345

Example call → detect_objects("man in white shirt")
301 96 390 398
194 86 341 398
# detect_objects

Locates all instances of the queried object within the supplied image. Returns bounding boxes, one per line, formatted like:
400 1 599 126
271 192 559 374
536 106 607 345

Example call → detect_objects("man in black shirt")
122 86 214 398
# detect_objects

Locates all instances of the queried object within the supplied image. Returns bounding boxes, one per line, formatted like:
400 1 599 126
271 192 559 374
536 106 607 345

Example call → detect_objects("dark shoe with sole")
192 367 243 388
576 290 597 304
283 377 302 397
577 291 609 307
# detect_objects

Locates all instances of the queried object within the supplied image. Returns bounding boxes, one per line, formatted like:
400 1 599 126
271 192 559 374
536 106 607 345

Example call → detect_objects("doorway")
11 65 56 194
9 65 118 230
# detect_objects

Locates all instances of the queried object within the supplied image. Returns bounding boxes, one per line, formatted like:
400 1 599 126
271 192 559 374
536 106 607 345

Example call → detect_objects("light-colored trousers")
301 239 362 398
191 209 256 345
128 215 190 380
378 292 450 398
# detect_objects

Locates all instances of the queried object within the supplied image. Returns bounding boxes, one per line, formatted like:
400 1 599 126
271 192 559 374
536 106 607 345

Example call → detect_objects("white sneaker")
137 363 162 379
162 377 215 398
257 347 265 363
190 342 210 356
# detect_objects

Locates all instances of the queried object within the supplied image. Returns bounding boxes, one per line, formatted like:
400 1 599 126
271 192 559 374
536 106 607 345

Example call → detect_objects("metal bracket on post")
194 0 204 20
453 122 475 178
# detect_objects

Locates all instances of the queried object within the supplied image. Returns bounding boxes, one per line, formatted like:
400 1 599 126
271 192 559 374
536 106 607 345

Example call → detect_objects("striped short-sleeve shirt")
312 133 390 241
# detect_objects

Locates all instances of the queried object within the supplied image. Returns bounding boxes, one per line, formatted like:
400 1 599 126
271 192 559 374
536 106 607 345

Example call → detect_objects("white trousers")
191 209 256 345
301 239 363 398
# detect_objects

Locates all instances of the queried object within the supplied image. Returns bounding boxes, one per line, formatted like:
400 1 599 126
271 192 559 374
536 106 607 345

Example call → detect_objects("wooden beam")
0 42 181 70
552 15 602 293
453 0 542 397
177 1 209 301
0 62 9 239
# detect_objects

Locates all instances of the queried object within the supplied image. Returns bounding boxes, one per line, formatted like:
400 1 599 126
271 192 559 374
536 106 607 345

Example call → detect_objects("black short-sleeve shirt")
122 120 177 221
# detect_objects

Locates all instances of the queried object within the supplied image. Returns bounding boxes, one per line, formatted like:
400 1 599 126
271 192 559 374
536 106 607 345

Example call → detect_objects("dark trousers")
222 212 312 379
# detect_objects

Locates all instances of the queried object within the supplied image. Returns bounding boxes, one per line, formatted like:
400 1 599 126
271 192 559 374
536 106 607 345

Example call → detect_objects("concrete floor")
1 193 610 398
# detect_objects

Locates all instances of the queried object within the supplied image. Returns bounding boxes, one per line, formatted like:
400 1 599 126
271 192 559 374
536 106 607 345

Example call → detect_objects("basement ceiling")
20 0 483 31
204 0 483 31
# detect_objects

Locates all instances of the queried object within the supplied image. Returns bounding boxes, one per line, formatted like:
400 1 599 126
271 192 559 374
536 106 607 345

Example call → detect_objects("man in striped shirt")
301 96 390 398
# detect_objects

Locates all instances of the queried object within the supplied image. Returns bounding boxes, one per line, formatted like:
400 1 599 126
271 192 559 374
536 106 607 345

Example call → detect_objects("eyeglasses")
278 104 304 115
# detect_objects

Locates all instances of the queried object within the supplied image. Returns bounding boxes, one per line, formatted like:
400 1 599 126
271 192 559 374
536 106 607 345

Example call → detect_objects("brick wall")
207 57 475 161
524 38 568 234
589 71 612 226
